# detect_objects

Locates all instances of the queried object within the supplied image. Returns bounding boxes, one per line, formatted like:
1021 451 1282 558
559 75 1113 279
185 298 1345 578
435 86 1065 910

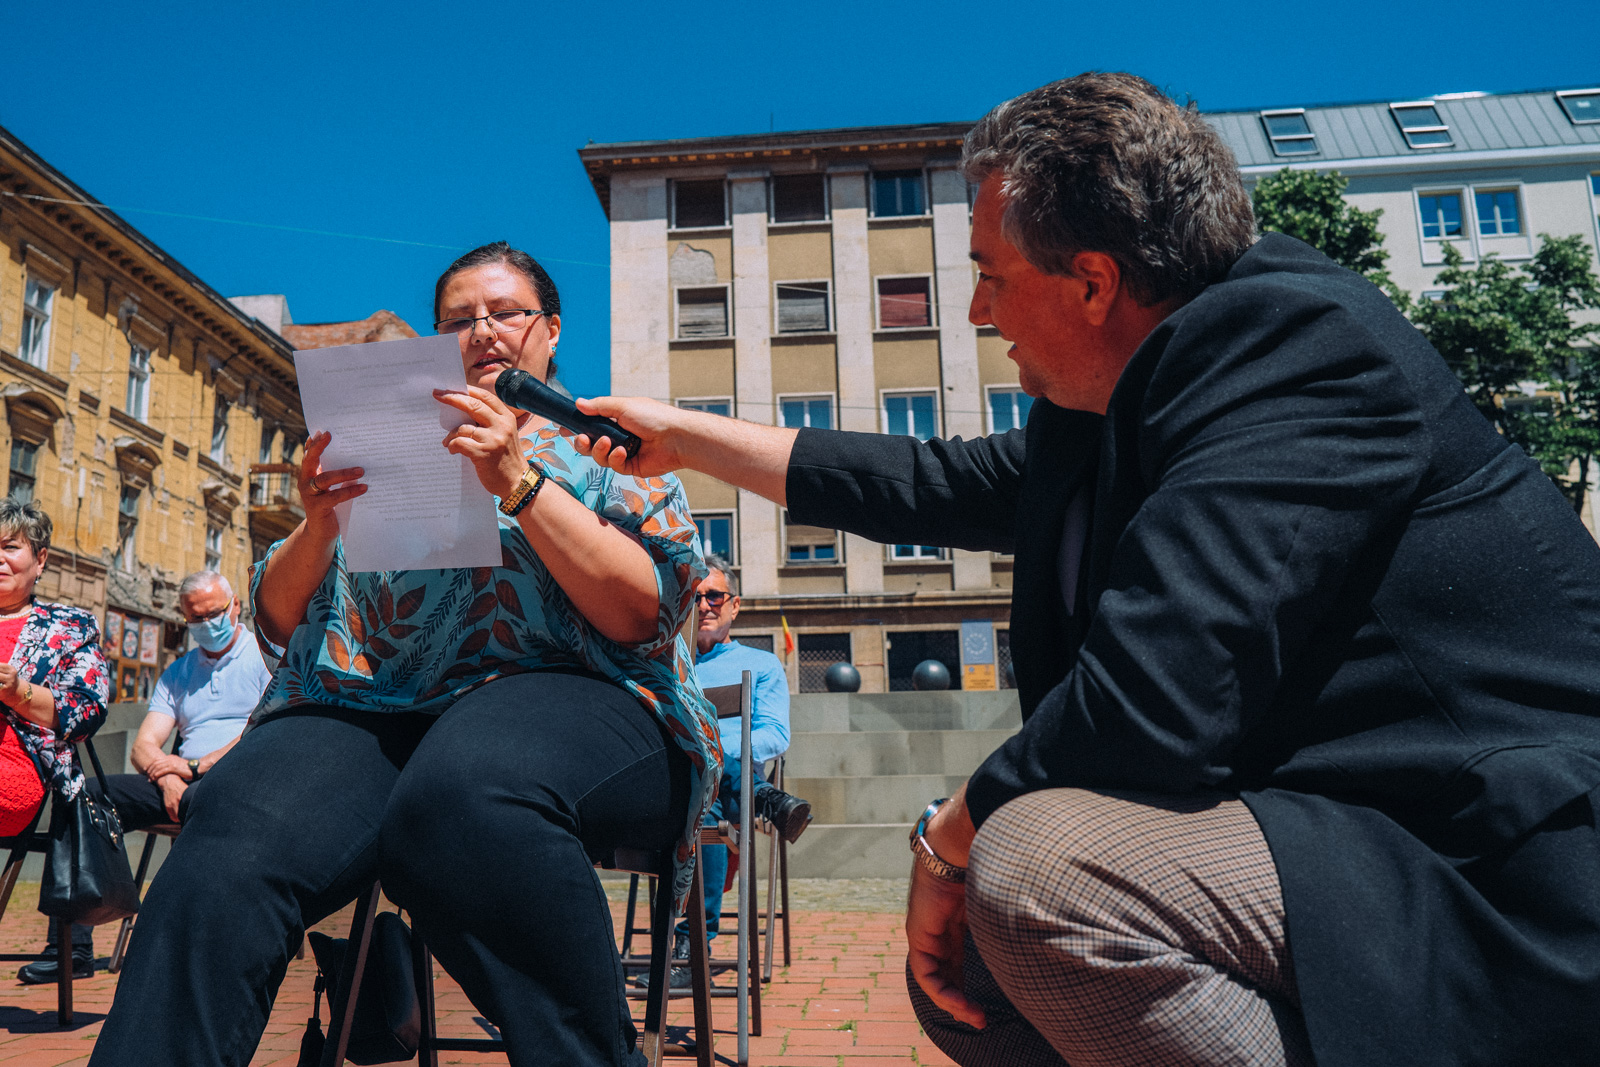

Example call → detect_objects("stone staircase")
783 691 1022 878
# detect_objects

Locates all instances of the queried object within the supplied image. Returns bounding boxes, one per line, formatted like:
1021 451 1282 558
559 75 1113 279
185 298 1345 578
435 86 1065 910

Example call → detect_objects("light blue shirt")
694 639 790 768
147 627 272 760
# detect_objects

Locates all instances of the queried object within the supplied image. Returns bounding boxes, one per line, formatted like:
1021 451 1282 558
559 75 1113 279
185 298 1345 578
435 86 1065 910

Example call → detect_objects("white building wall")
608 176 670 400
730 171 780 596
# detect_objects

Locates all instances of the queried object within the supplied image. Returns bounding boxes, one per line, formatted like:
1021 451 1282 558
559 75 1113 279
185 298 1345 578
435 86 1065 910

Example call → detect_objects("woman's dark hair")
0 497 52 556
963 72 1255 306
434 242 563 378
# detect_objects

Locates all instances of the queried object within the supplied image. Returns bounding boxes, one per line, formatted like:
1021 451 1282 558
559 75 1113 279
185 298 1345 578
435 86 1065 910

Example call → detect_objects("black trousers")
88 671 690 1067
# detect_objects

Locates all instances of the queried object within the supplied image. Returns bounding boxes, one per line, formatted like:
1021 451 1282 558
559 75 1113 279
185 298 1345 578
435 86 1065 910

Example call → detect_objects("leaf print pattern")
249 423 718 913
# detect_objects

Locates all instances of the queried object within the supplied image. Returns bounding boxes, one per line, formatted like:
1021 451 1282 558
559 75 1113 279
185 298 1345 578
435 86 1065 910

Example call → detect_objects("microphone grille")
494 368 529 401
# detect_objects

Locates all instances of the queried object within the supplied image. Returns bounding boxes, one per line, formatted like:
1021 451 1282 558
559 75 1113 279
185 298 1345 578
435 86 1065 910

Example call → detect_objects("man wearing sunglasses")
639 553 811 990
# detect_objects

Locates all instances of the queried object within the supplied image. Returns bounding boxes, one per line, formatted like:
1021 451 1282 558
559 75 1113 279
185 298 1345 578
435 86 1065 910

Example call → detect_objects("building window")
8 441 38 503
694 513 734 562
117 485 140 571
871 169 926 217
672 180 727 229
885 630 959 692
738 633 775 655
19 277 55 369
1557 90 1600 125
1260 110 1317 155
210 394 230 463
771 174 827 222
1390 102 1453 148
125 342 152 421
784 510 837 564
987 388 1034 434
676 287 730 339
205 525 223 571
677 398 732 416
1419 192 1465 239
1591 174 1600 238
780 395 833 431
775 281 830 333
796 632 851 693
996 628 1015 689
884 392 937 441
891 543 944 561
1474 189 1522 236
877 276 933 329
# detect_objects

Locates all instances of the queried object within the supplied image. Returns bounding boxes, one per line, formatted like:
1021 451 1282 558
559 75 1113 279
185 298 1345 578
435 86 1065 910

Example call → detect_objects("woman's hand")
299 430 366 537
0 663 24 710
0 663 55 729
435 386 528 499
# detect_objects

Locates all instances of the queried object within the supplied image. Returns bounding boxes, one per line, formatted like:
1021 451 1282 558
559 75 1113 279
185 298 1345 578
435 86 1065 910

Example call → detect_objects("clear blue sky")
4 0 1593 400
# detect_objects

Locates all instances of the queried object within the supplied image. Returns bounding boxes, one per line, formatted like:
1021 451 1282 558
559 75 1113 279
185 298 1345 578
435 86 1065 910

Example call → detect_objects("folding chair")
106 821 179 973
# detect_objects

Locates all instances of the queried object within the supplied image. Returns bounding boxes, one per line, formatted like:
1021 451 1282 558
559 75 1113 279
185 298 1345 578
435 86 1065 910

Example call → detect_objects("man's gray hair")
177 570 233 600
704 553 738 595
0 498 52 555
962 72 1255 306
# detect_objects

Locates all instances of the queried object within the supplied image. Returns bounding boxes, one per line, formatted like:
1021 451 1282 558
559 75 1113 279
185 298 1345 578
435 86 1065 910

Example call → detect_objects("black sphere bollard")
824 662 861 693
911 659 951 691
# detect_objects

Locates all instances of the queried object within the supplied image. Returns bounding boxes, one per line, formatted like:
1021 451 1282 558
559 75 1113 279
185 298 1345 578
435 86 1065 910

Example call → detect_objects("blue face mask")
188 606 236 652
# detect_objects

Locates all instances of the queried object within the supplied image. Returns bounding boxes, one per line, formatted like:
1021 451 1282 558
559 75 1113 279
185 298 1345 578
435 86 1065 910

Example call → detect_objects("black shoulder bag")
37 741 140 926
298 910 421 1066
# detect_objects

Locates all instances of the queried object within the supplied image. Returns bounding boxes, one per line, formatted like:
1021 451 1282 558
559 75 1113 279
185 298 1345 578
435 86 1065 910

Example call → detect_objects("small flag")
781 615 795 656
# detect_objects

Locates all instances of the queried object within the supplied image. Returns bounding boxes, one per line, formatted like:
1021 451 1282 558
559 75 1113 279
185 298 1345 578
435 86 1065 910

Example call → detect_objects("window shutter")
677 289 728 338
878 278 931 328
777 283 829 332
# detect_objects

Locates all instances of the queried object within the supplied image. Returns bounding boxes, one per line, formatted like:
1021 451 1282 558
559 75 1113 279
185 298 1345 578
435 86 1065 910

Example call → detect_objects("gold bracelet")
21 681 32 705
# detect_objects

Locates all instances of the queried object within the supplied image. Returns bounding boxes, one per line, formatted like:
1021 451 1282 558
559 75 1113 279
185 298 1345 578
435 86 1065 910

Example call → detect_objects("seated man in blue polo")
21 569 271 984
640 552 810 989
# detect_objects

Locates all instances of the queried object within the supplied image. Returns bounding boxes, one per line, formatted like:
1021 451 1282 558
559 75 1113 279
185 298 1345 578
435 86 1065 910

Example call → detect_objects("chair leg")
639 865 673 1067
621 873 641 959
747 840 761 1039
779 835 792 967
321 881 382 1067
684 863 714 1067
54 933 72 1027
410 918 439 1067
109 831 160 974
762 821 780 983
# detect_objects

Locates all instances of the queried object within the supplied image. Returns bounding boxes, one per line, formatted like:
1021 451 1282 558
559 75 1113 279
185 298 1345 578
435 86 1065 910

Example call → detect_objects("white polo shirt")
147 628 272 760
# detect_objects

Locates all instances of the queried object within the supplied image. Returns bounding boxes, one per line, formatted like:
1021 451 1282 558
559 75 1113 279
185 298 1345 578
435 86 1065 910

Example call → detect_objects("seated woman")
91 243 720 1067
0 499 111 982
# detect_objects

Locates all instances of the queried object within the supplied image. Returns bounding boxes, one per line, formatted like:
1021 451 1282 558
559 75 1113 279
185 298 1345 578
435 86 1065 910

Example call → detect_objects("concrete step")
784 729 1015 778
786 823 914 879
785 773 970 826
791 691 1022 733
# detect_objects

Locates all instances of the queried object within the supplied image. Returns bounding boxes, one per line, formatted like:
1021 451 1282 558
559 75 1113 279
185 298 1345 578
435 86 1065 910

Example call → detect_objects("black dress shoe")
633 932 695 990
755 785 812 844
18 945 94 985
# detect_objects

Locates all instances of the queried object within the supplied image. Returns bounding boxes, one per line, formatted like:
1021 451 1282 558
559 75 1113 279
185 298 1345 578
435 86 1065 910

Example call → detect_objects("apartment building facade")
578 84 1600 692
0 122 306 702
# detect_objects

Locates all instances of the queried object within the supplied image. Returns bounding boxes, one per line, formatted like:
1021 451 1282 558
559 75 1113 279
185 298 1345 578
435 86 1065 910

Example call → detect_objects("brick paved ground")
0 878 955 1066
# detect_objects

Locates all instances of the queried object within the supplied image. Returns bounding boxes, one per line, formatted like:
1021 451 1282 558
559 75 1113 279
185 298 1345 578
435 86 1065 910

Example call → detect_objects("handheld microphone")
493 369 642 459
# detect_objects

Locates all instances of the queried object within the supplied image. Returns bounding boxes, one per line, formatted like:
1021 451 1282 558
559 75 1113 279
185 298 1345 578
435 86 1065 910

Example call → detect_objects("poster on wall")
139 620 160 665
960 619 998 690
121 624 140 661
103 612 123 656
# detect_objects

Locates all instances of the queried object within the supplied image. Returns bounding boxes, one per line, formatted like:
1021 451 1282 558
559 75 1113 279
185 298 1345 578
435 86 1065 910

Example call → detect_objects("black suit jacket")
786 234 1600 1065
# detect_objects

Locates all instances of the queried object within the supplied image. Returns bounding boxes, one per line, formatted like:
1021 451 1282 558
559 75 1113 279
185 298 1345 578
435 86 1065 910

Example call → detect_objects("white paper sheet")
293 333 502 572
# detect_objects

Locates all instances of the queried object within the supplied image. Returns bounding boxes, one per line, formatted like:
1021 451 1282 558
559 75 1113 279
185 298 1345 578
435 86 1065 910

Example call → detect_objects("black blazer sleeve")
965 271 1435 826
785 427 1031 553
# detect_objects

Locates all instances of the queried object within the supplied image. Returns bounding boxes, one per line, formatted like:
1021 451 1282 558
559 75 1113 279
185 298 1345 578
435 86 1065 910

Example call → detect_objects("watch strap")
909 797 967 884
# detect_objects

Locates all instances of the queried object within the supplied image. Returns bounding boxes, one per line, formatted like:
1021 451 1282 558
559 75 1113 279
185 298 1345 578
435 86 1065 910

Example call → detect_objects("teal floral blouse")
249 423 722 910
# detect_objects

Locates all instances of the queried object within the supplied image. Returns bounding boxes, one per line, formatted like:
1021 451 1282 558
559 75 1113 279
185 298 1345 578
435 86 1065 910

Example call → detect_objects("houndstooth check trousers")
909 789 1316 1067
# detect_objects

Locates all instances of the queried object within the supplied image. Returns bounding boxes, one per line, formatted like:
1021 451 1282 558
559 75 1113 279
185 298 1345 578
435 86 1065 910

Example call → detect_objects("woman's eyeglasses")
434 309 551 335
694 591 732 608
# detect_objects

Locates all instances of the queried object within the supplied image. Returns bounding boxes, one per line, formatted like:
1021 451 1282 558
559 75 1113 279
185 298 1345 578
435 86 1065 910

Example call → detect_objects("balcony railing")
248 463 303 543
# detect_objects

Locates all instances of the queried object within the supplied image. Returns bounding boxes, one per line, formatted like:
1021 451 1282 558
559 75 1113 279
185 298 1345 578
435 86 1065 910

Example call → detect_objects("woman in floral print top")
90 245 719 1067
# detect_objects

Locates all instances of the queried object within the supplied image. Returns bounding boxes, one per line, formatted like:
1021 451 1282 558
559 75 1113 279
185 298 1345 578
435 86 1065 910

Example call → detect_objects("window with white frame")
780 395 833 431
1260 110 1318 155
883 391 937 441
671 180 727 229
677 397 732 416
891 543 944 561
1591 174 1600 239
210 394 230 463
694 512 734 563
125 342 152 421
8 440 38 503
1557 90 1600 125
871 169 926 217
19 277 55 369
205 525 223 571
117 485 140 571
676 286 730 339
771 174 827 223
1474 189 1522 235
1418 191 1466 239
876 276 933 329
784 510 838 563
1391 102 1453 148
987 388 1034 434
775 281 830 333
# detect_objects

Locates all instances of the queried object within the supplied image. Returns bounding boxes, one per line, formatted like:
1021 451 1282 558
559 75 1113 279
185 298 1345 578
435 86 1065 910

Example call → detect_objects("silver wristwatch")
909 797 967 884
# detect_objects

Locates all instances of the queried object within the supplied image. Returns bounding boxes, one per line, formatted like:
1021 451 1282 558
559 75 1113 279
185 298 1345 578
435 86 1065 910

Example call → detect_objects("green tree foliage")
1411 235 1600 513
1252 168 1405 306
